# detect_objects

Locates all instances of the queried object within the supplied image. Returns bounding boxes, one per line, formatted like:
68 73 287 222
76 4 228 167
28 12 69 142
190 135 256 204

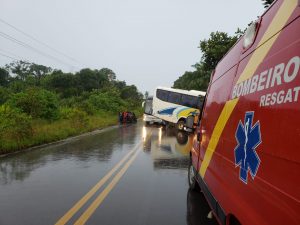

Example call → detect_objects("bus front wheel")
177 120 185 130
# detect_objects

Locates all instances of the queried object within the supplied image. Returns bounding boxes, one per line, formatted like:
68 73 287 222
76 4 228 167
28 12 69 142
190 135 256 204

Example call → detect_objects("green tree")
120 85 142 101
0 87 11 104
46 72 78 97
0 68 10 86
173 31 239 91
88 90 127 112
262 0 274 8
8 88 59 120
199 31 238 71
29 63 52 84
99 68 116 82
6 61 31 81
0 105 32 148
173 64 211 91
113 80 126 90
76 68 111 92
8 79 27 93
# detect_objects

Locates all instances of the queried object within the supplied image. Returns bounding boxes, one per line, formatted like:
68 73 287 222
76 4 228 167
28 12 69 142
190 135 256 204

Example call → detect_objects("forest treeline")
173 0 274 91
173 31 241 91
0 61 143 153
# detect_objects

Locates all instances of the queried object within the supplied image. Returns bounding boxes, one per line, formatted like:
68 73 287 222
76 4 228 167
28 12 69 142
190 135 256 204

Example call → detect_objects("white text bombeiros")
231 56 300 107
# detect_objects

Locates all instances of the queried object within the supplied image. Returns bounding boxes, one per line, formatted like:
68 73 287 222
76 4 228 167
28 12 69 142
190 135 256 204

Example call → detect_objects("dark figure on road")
119 111 137 124
118 112 123 124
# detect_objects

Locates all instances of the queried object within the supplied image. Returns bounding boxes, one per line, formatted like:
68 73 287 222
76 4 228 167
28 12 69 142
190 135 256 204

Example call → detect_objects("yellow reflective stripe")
199 99 238 177
237 0 298 84
199 0 297 178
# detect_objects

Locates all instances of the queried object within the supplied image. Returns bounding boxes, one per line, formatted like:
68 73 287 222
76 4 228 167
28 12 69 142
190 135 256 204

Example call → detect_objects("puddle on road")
0 122 218 225
142 125 194 170
141 124 218 225
0 124 139 185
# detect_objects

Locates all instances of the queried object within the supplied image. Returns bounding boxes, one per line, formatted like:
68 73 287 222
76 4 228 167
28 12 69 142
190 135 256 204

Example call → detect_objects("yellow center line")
55 143 141 225
74 144 142 225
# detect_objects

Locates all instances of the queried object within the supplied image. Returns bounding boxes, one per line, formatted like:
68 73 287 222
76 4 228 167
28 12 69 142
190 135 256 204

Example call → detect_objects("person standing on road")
119 112 123 124
122 111 128 123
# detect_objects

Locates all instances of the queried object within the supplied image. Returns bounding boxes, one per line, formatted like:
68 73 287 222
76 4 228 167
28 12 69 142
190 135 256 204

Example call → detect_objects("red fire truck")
188 1 300 224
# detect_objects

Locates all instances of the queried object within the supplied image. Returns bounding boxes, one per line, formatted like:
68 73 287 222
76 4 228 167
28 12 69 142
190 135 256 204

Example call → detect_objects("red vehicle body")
189 1 300 224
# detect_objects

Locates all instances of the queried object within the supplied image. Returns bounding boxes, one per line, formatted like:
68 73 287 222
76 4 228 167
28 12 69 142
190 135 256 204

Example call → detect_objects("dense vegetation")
0 61 143 153
173 31 242 91
262 0 274 8
173 0 272 91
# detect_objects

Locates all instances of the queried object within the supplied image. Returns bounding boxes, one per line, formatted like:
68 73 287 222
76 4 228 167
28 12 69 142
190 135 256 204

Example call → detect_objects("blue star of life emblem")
234 111 262 184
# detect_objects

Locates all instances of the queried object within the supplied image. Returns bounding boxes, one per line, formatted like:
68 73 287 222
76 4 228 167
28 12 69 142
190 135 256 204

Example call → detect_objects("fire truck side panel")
194 1 300 224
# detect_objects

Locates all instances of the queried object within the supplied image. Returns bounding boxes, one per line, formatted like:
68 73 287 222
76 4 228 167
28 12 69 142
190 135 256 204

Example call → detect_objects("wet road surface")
0 122 218 225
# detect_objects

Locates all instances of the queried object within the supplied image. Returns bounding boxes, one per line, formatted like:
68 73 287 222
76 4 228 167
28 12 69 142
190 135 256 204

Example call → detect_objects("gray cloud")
0 0 264 94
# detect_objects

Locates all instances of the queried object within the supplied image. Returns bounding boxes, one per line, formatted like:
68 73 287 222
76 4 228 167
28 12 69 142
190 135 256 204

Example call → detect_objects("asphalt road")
0 121 217 225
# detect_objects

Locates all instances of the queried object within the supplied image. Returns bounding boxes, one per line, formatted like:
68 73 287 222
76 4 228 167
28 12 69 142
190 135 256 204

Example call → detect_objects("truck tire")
177 120 185 130
188 157 199 191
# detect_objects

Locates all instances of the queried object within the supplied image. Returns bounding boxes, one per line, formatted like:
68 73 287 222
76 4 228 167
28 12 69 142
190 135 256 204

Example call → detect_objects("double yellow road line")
55 141 142 225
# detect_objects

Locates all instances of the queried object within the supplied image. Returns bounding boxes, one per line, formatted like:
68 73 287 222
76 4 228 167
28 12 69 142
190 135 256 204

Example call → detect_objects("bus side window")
156 89 169 102
191 96 199 108
181 94 193 108
181 95 198 109
197 95 205 109
168 92 181 104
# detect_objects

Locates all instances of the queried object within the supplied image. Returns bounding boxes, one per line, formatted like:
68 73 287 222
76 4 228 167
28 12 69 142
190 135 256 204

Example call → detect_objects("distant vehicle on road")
142 96 163 125
119 111 137 124
189 1 300 224
151 87 206 130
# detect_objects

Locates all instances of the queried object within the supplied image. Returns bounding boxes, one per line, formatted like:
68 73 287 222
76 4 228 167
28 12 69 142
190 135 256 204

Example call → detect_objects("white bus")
152 87 206 130
142 96 163 125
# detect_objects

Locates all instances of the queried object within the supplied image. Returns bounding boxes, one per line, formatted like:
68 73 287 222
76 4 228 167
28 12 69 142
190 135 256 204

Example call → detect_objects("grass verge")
0 113 118 155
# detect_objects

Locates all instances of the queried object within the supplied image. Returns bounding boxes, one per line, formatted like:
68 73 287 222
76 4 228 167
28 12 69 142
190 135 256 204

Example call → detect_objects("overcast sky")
0 0 265 94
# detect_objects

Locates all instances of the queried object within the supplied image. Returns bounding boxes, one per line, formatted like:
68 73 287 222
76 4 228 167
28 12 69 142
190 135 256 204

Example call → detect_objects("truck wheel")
188 157 199 191
177 120 185 130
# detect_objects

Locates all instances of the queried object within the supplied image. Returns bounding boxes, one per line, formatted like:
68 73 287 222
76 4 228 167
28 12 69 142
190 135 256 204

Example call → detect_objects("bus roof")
156 86 206 97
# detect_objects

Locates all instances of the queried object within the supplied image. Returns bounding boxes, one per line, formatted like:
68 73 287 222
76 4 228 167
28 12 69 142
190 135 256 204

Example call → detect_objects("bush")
88 91 127 112
76 101 96 115
0 87 11 104
59 107 89 128
0 105 32 149
8 88 59 120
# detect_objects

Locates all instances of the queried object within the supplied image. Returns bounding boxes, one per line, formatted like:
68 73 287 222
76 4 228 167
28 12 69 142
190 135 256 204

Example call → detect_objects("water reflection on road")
0 125 137 185
0 122 217 225
143 125 192 169
142 124 217 225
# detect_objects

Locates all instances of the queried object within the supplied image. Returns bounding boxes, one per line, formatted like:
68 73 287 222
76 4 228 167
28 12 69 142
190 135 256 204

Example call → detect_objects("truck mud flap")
196 173 226 225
